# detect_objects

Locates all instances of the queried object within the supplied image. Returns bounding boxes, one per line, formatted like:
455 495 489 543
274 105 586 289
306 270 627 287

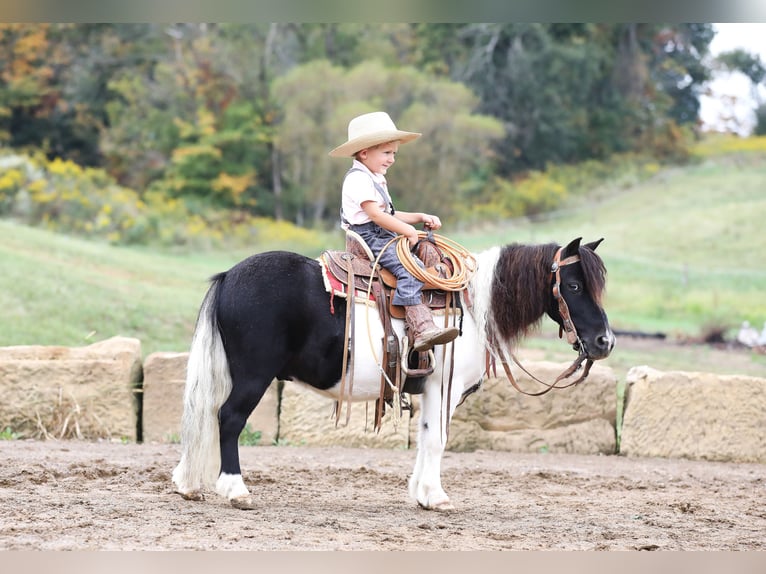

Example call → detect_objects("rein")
486 247 594 396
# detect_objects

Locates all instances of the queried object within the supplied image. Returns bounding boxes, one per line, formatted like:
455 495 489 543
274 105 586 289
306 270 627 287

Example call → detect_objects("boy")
330 111 458 352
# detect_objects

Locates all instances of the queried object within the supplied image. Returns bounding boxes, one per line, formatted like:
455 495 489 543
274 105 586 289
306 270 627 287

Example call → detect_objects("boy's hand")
406 226 419 248
423 214 442 230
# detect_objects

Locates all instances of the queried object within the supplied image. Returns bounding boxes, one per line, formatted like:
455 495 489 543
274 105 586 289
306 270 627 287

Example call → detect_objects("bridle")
485 247 594 396
551 247 583 348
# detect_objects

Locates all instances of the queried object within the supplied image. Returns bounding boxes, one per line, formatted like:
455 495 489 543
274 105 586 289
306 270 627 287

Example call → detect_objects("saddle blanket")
317 251 378 301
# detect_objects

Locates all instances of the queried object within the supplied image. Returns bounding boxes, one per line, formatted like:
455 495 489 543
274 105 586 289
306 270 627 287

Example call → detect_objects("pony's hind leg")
215 376 273 510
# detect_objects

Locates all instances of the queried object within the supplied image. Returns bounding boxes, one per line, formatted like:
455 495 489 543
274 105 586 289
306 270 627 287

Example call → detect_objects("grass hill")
455 154 766 337
2 148 765 379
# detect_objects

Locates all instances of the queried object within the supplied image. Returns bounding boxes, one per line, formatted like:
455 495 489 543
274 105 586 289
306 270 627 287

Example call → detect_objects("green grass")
0 219 342 356
0 426 19 440
453 156 766 341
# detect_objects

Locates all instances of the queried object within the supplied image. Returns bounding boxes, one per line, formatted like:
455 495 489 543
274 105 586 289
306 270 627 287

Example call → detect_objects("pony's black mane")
490 242 606 344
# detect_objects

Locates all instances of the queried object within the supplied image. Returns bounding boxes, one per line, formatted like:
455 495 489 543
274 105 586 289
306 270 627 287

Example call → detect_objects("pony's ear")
583 238 604 251
562 237 582 258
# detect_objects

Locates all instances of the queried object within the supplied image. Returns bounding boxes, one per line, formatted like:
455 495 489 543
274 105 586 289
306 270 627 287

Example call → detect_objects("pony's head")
546 237 615 360
488 237 614 362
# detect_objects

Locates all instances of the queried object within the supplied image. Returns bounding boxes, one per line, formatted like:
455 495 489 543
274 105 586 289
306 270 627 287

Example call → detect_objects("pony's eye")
568 282 581 293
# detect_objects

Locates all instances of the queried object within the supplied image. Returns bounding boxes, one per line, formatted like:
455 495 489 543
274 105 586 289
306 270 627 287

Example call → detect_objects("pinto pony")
172 237 615 510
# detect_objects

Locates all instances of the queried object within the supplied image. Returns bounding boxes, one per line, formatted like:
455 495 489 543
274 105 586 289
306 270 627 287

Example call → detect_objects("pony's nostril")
596 334 611 349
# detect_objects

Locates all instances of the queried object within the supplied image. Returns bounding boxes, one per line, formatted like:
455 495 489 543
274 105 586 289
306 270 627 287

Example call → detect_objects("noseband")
486 247 594 396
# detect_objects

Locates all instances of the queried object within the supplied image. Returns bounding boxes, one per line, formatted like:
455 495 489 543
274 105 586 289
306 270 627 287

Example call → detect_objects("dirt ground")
0 439 764 551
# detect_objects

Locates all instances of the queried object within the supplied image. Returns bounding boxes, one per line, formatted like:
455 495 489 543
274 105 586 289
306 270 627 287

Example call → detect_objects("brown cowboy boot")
404 303 459 352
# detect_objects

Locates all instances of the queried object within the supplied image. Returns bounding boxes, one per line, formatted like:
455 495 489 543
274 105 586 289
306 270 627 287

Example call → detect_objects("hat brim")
329 130 421 158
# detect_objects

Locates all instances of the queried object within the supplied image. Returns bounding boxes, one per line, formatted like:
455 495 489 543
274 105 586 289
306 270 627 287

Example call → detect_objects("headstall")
486 247 594 396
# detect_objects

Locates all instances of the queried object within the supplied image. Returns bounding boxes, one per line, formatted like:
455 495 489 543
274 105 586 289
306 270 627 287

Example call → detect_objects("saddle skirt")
318 249 452 318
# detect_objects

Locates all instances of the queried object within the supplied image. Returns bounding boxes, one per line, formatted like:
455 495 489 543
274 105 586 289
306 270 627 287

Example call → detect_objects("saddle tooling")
318 234 464 431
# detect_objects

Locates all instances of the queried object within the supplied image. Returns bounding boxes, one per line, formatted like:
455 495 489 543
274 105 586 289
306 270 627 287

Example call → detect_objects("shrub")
0 150 328 252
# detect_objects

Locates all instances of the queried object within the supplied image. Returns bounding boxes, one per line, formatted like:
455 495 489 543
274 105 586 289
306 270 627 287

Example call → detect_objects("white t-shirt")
340 160 392 229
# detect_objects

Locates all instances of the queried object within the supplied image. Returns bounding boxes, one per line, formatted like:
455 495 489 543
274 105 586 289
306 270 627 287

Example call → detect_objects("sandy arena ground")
0 439 764 550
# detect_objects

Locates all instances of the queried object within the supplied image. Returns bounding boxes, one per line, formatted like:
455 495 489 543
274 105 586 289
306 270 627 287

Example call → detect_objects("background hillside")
2 142 765 381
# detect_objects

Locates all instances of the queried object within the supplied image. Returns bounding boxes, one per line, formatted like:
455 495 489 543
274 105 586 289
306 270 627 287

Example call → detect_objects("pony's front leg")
408 380 458 511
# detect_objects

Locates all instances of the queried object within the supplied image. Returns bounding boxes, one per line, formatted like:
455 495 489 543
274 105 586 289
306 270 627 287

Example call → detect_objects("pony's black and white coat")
172 237 614 510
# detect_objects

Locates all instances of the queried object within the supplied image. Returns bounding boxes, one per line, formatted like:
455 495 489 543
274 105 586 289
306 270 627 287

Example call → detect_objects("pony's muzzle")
589 330 615 359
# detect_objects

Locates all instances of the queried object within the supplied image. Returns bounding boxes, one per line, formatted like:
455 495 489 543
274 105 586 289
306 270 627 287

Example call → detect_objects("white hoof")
418 498 455 512
230 495 256 510
176 489 205 502
216 472 251 508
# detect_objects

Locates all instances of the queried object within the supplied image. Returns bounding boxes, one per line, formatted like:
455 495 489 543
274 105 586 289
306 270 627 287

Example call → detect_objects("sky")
699 23 766 134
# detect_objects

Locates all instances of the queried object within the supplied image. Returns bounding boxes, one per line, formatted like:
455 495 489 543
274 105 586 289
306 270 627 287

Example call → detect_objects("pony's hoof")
418 499 455 512
230 495 256 510
177 489 205 502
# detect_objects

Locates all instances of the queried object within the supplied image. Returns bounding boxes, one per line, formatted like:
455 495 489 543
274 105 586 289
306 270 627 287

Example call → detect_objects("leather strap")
483 247 594 397
551 249 580 346
335 253 356 426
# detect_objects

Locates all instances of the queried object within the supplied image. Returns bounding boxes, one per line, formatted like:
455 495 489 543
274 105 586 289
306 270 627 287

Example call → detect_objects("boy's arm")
395 210 443 231
361 201 420 247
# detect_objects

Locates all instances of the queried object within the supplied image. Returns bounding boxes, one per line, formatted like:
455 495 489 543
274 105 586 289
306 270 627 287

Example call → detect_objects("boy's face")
358 141 400 175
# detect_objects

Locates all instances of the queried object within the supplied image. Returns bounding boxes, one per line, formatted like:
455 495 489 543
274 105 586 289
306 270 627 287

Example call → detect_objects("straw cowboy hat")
329 111 421 157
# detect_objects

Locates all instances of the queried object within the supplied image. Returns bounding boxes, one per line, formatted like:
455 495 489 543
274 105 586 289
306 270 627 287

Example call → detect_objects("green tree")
0 24 167 166
644 24 714 126
272 59 503 226
717 48 766 135
445 24 621 173
0 24 60 148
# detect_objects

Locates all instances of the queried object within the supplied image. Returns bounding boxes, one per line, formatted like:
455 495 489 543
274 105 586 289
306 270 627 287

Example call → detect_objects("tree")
0 24 168 166
444 24 622 173
716 48 766 135
0 24 58 147
644 23 715 126
272 59 503 225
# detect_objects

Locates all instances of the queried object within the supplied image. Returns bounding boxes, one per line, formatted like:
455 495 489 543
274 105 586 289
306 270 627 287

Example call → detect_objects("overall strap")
340 167 395 226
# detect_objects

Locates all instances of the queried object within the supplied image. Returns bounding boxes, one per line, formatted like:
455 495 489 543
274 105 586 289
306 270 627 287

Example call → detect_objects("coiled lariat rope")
393 231 477 291
359 231 476 429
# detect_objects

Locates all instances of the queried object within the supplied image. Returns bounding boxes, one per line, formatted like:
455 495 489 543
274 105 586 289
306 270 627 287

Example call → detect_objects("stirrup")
400 337 435 378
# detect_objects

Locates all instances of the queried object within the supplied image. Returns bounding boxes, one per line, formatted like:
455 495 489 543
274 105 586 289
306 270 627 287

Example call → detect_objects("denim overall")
341 168 424 307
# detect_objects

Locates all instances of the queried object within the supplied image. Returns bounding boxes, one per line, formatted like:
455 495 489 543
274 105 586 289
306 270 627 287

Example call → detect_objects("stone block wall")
278 382 411 448
620 365 766 463
446 361 618 454
3 338 765 465
142 351 279 445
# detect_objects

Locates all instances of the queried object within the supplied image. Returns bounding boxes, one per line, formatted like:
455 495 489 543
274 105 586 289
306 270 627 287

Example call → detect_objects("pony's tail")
172 274 232 497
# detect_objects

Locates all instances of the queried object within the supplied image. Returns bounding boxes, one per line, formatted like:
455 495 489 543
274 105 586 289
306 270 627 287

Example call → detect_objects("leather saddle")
319 231 463 429
320 231 453 319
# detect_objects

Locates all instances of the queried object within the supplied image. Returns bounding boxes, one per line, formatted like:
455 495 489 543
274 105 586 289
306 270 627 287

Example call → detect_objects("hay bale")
621 366 766 462
0 337 142 440
443 360 618 454
278 382 411 449
141 351 279 445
